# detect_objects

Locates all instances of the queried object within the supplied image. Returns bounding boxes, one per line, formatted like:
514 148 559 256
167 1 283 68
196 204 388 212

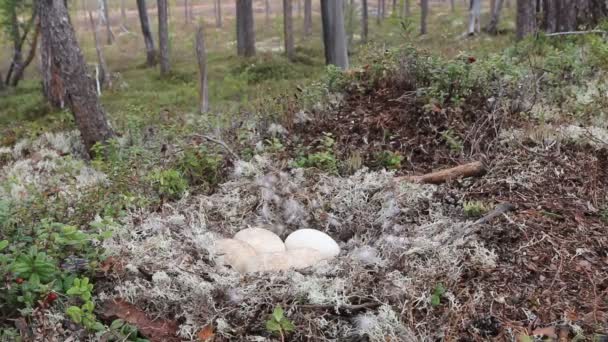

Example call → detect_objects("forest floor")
1 1 607 341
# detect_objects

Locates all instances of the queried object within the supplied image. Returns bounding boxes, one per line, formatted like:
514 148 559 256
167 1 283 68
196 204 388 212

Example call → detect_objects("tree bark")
236 0 256 57
157 0 171 76
195 25 209 113
485 0 504 33
321 0 349 69
136 0 157 66
215 0 223 28
450 0 455 12
362 0 369 42
6 6 38 87
283 0 295 61
516 0 536 40
6 4 23 86
39 0 114 154
403 0 410 16
304 0 313 36
184 0 190 23
420 0 429 34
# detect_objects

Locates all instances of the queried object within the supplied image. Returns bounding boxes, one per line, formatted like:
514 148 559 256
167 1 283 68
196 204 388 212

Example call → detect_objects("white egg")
234 227 286 254
285 229 340 259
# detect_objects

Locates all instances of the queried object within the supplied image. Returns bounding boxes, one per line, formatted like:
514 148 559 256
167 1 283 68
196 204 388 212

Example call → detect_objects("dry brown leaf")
100 298 179 342
531 326 557 339
197 324 215 341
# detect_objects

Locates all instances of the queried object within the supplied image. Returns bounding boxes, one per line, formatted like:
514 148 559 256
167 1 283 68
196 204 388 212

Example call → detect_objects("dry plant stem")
398 161 485 184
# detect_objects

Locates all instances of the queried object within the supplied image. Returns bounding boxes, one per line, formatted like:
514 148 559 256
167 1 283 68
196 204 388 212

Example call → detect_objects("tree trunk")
121 0 127 27
40 24 65 108
101 0 113 44
557 0 577 32
321 0 349 69
304 0 313 36
136 0 157 66
467 0 481 35
297 0 302 17
450 0 455 12
283 0 295 61
6 6 38 87
38 0 114 154
376 0 383 24
392 0 397 14
404 0 410 16
195 25 209 113
11 22 40 87
485 0 504 33
89 11 111 93
265 0 271 23
6 5 23 86
516 0 537 40
157 0 170 76
420 0 429 34
236 0 256 57
490 0 496 16
362 0 369 42
215 0 223 28
184 0 190 23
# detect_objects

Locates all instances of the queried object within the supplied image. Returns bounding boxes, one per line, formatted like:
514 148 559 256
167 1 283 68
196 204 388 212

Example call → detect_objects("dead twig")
397 161 486 184
297 301 381 316
544 30 606 37
193 134 239 160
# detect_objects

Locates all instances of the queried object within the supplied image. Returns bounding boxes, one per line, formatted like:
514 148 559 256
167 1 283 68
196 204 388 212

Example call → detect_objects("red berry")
15 278 24 284
46 292 58 302
467 56 477 63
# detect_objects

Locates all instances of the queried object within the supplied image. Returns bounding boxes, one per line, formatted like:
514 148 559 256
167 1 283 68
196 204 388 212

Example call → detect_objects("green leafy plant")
294 133 339 173
66 277 105 331
463 201 490 218
104 319 149 341
265 137 285 153
266 306 295 342
11 247 57 285
376 150 404 170
430 283 446 307
148 169 188 200
176 146 222 189
441 129 463 153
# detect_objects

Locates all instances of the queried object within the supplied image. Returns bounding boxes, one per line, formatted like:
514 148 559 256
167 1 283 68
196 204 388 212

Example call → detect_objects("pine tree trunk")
516 0 536 40
157 0 170 76
38 0 114 154
304 0 312 36
362 0 369 42
420 0 429 34
136 0 157 66
236 0 256 57
215 0 223 28
283 0 295 61
321 0 349 69
485 0 504 33
195 25 209 113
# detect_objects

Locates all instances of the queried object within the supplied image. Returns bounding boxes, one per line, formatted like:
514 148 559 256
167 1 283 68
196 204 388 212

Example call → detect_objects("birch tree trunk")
89 11 111 92
101 0 113 44
283 0 295 61
467 0 481 35
195 25 209 113
236 0 256 57
420 0 429 34
157 0 170 76
321 0 349 69
38 0 115 154
362 0 369 42
304 0 312 36
516 0 536 40
136 0 157 66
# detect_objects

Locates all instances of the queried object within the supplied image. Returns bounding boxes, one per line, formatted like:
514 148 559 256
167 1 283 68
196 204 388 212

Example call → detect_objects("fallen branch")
544 30 606 37
398 161 485 184
193 134 239 160
472 202 516 226
297 301 381 315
